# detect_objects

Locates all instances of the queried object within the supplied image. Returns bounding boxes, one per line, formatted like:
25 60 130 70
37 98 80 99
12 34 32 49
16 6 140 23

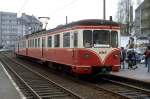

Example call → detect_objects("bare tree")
117 0 133 36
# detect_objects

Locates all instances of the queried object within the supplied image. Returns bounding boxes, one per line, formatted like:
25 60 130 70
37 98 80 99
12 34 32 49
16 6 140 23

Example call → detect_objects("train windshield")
83 30 118 48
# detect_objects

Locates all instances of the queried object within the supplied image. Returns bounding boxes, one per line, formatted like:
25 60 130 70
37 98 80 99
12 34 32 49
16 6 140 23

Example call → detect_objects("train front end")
72 25 121 75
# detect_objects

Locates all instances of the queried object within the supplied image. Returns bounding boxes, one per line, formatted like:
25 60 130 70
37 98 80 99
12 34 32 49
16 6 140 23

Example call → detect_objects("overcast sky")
0 0 142 29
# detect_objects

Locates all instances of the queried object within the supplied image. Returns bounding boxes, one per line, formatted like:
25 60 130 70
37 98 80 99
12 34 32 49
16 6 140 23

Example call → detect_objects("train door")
73 32 78 65
42 37 46 58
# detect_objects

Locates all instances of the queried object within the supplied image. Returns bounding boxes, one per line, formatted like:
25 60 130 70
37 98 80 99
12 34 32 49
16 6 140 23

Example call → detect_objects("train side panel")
27 48 42 59
45 48 74 65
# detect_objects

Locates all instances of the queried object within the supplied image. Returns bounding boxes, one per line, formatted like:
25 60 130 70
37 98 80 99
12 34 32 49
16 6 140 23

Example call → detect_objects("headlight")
83 53 91 59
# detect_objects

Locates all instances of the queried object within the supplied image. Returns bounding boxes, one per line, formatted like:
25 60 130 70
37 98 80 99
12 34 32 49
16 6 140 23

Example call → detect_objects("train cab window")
83 30 92 48
74 33 78 47
63 32 70 47
93 30 110 47
111 31 118 48
35 39 37 48
54 34 60 47
38 38 40 47
47 36 52 47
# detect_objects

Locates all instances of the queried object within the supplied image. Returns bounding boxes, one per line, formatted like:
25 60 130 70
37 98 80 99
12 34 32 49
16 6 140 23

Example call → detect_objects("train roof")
26 19 120 38
48 19 119 32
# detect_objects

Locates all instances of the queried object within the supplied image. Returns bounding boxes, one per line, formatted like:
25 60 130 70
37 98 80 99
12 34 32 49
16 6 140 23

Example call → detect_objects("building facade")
0 12 43 50
17 13 43 37
0 12 17 49
135 0 150 37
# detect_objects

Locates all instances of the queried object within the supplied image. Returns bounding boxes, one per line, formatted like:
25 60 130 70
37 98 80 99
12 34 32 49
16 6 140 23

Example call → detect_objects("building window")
54 34 60 47
47 36 52 47
63 32 70 47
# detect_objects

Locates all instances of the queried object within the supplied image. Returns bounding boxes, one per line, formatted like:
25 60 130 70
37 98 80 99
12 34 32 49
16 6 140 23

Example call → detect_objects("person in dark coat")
144 46 150 72
120 47 126 69
144 48 148 67
127 49 137 69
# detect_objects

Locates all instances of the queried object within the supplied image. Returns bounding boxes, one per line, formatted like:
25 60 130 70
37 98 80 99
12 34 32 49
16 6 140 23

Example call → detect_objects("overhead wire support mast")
38 17 50 30
103 0 106 20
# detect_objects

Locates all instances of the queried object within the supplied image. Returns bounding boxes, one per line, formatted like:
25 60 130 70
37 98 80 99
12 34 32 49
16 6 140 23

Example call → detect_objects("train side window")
38 38 40 47
47 36 52 47
54 34 60 47
83 30 92 48
23 41 24 48
74 33 78 47
31 39 33 48
35 39 37 48
24 41 26 48
28 40 29 48
29 40 31 48
42 38 46 47
30 40 32 48
63 32 70 47
30 40 31 48
33 39 35 48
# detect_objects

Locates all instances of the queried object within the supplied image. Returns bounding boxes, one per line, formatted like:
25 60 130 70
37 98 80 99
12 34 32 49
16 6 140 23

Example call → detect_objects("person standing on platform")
120 47 126 69
144 46 150 72
144 48 148 67
127 49 137 69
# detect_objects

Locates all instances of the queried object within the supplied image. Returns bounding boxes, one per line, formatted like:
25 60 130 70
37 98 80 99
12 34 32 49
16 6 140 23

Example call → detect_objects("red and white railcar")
15 19 121 75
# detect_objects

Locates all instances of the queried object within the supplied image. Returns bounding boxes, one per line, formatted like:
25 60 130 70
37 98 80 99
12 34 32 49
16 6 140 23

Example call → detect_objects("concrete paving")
111 62 150 83
0 62 22 99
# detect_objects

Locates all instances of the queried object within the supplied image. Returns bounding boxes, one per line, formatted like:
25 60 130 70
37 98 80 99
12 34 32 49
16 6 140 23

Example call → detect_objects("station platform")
111 63 150 83
0 62 23 99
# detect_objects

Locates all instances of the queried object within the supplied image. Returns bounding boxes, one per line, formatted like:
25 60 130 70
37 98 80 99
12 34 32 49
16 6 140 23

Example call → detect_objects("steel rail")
95 78 150 99
0 53 83 99
1 59 42 99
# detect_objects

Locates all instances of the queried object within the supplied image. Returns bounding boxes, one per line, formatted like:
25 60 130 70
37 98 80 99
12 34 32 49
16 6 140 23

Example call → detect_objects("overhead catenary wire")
48 0 79 17
18 0 29 14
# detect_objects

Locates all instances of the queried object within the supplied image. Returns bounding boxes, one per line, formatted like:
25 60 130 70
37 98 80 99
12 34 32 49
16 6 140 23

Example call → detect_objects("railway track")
0 53 83 99
94 77 150 99
13 56 150 99
1 52 150 99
